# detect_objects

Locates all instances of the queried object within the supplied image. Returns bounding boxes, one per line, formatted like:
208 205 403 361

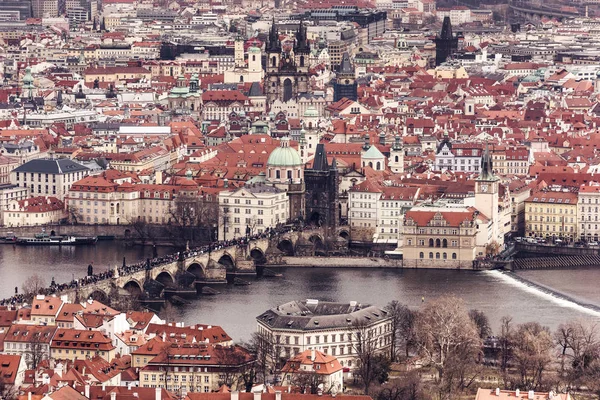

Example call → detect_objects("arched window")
376 161 381 170
443 252 447 259
442 238 448 248
276 170 281 179
419 252 424 259
429 252 433 259
287 170 292 180
239 75 244 82
429 238 434 247
369 162 373 168
435 239 441 247
395 155 399 162
271 56 276 67
436 252 440 259
252 55 256 62
300 55 305 67
452 253 457 260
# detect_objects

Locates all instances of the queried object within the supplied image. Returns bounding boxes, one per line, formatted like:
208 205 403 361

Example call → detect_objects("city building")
218 183 289 241
256 299 392 367
578 183 600 241
11 158 90 201
50 328 116 362
281 349 344 392
525 190 578 240
333 53 357 102
3 325 57 368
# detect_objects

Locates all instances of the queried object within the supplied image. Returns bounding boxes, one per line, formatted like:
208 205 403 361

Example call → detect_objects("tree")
376 371 424 400
385 301 416 362
349 320 390 394
469 310 491 339
499 316 513 374
510 322 554 390
0 375 18 400
414 296 482 399
26 333 48 369
554 320 600 388
21 274 45 297
213 345 256 391
243 331 280 385
67 205 84 224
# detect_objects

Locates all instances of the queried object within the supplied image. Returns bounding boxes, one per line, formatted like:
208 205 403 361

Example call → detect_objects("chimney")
111 392 116 400
516 389 520 397
155 387 162 400
275 391 282 400
311 349 315 361
254 391 261 400
495 388 500 396
528 391 535 400
85 384 90 398
28 392 32 400
231 391 239 400
102 383 106 391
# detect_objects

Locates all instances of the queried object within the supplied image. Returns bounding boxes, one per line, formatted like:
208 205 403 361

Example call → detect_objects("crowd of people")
0 225 297 307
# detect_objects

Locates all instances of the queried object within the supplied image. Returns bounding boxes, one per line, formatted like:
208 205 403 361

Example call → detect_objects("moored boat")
16 232 98 245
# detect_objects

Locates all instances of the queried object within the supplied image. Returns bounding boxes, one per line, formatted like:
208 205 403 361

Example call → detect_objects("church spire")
478 142 496 181
267 16 281 53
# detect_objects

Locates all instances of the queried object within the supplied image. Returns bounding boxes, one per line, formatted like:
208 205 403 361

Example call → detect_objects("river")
1 243 598 341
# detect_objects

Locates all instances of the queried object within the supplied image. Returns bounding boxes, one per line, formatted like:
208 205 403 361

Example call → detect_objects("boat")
16 232 98 245
262 268 283 278
201 287 220 295
234 277 251 286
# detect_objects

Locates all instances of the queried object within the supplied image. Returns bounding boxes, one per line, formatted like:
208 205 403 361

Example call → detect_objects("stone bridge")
509 0 580 22
57 227 350 303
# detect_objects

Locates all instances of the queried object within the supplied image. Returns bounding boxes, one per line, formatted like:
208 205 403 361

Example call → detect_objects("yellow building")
50 329 116 362
83 66 151 84
401 207 482 269
525 190 578 240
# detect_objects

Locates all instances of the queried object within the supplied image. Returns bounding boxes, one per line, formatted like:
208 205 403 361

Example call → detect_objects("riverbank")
275 256 402 268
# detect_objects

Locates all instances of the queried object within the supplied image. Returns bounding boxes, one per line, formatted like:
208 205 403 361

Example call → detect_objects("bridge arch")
187 262 205 279
277 239 294 256
218 253 235 271
339 229 350 240
155 271 175 286
123 280 143 296
250 248 266 264
88 289 109 304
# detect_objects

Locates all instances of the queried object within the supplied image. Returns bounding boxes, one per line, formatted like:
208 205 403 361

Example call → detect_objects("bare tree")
375 371 424 400
25 333 48 370
385 301 417 361
414 296 482 399
554 320 600 388
21 274 45 297
349 320 390 394
469 310 491 340
0 375 18 400
243 331 280 384
67 205 84 224
212 345 255 390
510 322 554 390
499 316 513 374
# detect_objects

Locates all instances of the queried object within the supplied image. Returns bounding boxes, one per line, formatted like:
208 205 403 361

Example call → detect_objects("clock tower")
475 143 501 245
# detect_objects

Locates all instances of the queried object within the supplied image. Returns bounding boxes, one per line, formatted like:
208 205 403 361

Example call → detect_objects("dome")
304 106 319 118
267 137 302 167
248 46 261 53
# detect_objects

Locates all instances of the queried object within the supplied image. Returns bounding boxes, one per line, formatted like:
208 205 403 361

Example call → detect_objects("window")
452 253 457 260
419 252 424 259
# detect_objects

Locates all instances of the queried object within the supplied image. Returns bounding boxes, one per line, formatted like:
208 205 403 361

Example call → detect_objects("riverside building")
256 299 392 368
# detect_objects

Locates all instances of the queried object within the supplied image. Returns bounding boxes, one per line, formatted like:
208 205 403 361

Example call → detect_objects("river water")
1 242 598 342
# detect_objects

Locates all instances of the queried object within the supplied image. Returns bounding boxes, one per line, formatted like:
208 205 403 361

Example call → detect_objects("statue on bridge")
87 263 93 276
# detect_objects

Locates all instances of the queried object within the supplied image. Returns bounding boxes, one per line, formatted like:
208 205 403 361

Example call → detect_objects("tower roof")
477 142 498 181
312 143 329 171
267 17 282 53
339 52 353 74
267 137 302 167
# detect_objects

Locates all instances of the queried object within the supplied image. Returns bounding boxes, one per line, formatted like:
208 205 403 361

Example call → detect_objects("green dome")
23 67 34 88
267 137 301 167
304 106 319 118
248 46 261 53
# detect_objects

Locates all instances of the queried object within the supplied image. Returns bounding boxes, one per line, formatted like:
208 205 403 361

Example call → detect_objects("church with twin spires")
265 20 311 104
